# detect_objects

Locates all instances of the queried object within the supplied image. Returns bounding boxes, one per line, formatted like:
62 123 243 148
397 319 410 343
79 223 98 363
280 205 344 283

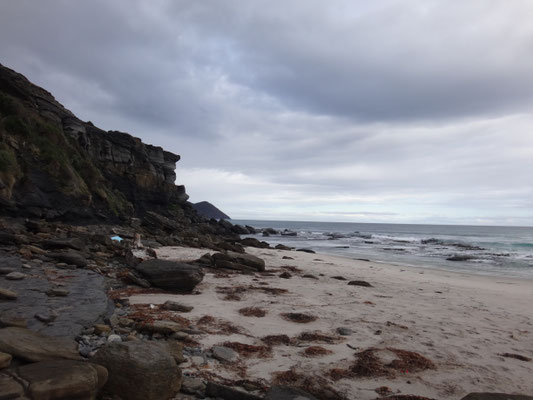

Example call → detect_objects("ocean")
231 220 533 279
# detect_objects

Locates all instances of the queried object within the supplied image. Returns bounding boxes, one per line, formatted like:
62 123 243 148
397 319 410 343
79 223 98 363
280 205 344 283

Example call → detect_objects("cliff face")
0 63 189 221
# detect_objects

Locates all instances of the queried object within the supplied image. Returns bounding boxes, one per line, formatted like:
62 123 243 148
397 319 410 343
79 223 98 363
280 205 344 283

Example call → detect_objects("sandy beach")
129 246 533 400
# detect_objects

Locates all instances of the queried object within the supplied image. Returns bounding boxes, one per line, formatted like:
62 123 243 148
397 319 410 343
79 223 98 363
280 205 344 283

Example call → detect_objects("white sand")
129 246 533 399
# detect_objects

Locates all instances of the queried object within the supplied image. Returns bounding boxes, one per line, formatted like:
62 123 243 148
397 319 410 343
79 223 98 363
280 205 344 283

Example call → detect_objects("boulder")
212 251 265 272
347 280 373 287
47 250 88 268
231 224 250 234
0 374 24 399
17 360 107 400
134 259 204 292
265 385 319 400
240 237 270 248
461 394 533 400
275 244 292 250
296 248 315 254
212 345 239 363
205 382 262 400
0 327 81 362
92 341 181 400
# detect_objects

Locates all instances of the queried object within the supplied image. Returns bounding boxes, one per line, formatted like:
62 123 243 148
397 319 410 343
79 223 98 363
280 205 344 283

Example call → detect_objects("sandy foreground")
129 246 533 400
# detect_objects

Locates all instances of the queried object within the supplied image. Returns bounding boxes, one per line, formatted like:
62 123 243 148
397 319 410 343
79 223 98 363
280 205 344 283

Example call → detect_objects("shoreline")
130 245 533 399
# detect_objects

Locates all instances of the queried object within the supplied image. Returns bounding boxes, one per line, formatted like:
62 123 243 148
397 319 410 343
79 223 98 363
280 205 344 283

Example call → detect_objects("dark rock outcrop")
265 385 318 400
193 201 230 220
0 63 188 221
461 394 533 400
134 259 204 292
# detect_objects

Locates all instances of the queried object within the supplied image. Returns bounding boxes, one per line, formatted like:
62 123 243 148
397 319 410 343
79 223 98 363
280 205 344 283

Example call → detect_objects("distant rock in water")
193 201 230 220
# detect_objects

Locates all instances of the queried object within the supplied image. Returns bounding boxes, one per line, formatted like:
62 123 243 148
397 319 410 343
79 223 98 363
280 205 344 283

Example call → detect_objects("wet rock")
46 287 70 297
127 271 151 288
0 352 11 369
0 288 17 300
302 274 318 280
447 255 476 262
281 230 297 236
158 341 185 364
135 259 204 292
93 340 181 400
461 394 533 400
347 280 373 287
162 300 194 312
47 250 88 268
276 244 292 250
0 316 26 328
265 385 319 400
34 312 57 323
297 248 316 254
0 268 15 275
279 271 292 279
0 374 24 399
94 324 112 335
205 382 262 400
43 237 86 251
138 320 186 335
17 360 107 400
336 327 353 336
5 272 25 280
212 346 238 363
181 376 206 395
282 255 294 260
107 334 122 343
0 327 81 362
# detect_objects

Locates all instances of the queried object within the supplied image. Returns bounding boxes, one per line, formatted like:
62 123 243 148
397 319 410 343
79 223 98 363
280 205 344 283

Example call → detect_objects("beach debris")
273 369 347 400
281 313 317 323
331 275 347 280
282 256 294 259
302 273 319 280
197 315 243 335
239 307 267 317
446 255 476 261
297 331 341 344
499 352 532 362
348 280 373 287
375 386 393 396
279 271 292 279
460 393 533 400
301 346 333 357
351 348 436 378
221 341 271 358
261 334 291 346
110 235 123 242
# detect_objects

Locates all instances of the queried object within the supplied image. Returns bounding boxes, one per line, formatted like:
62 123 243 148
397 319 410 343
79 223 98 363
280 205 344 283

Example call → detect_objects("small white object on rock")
107 334 122 343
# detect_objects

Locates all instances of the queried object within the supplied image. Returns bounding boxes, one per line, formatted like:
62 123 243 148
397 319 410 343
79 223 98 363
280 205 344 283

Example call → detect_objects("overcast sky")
1 0 533 225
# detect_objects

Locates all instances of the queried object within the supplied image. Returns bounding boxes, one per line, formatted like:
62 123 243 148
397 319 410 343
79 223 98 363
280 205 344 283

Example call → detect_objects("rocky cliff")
0 63 190 221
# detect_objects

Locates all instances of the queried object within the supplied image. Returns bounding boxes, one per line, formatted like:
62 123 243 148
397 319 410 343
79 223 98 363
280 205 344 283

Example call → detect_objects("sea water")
232 220 533 278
